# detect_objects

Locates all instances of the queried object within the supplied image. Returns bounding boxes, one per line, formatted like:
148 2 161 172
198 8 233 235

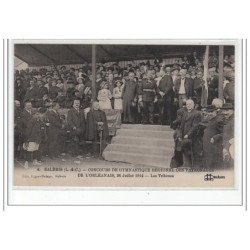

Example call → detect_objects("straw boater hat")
115 78 122 85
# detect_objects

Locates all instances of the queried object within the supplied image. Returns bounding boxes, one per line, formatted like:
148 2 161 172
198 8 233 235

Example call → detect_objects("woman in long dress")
97 82 112 110
113 80 123 111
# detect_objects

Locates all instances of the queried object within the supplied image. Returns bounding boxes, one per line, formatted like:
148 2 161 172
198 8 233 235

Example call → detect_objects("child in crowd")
113 79 123 111
97 82 112 110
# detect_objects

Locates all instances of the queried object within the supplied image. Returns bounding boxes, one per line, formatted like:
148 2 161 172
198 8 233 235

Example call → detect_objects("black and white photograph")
1 1 250 250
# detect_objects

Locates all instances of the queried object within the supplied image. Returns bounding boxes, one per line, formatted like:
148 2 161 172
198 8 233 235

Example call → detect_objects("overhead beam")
92 45 97 101
218 45 224 100
64 45 89 63
99 45 113 57
14 53 29 65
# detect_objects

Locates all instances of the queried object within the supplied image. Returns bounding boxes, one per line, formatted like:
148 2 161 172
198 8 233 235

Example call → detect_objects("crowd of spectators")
14 51 235 169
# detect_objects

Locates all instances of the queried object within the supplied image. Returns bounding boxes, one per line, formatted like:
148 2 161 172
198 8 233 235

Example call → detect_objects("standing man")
37 80 49 107
158 67 174 125
171 68 179 85
46 102 62 159
86 101 109 157
20 101 33 136
174 69 194 108
207 67 219 105
14 100 22 158
67 99 86 157
23 79 39 106
179 99 201 168
138 70 158 124
202 99 225 169
193 70 204 108
22 110 44 169
122 72 138 124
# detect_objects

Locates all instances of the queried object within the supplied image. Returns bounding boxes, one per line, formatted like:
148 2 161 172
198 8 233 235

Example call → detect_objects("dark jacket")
49 86 61 100
20 109 33 132
207 75 219 104
174 78 194 98
180 109 201 139
158 75 174 97
223 82 234 104
24 117 42 144
202 110 226 168
46 110 62 129
37 86 49 99
86 109 109 141
172 107 187 129
223 115 234 151
23 86 39 102
67 108 86 133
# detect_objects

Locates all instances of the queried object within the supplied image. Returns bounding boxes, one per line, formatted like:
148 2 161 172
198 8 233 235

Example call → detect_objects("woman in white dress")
97 82 112 110
113 80 123 111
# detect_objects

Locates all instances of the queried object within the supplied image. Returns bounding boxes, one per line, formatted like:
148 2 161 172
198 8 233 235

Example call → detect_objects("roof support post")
218 45 224 100
92 44 97 101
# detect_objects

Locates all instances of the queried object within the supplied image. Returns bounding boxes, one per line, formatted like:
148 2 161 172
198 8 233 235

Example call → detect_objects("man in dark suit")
202 99 226 169
122 72 138 124
14 100 22 158
157 67 174 125
46 102 62 158
14 78 26 103
223 80 234 105
174 69 194 108
20 101 34 141
67 99 86 156
179 99 201 168
189 51 199 67
86 101 109 157
37 80 49 107
207 67 219 105
193 71 204 108
23 79 39 106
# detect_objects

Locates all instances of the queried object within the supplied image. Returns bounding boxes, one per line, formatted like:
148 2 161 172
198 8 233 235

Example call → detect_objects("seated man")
86 101 109 157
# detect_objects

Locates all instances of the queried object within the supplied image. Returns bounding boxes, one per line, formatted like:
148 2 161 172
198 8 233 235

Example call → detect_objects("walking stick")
99 130 103 156
190 141 194 168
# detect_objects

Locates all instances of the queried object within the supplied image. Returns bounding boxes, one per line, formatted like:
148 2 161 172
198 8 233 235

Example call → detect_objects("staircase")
102 124 174 168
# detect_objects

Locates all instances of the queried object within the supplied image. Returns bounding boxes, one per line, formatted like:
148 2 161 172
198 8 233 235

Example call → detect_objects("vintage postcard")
8 39 242 199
